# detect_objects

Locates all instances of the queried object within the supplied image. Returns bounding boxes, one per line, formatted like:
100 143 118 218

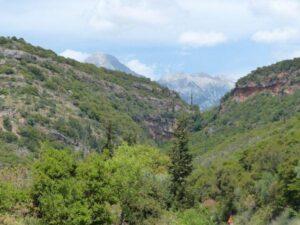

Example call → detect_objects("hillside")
0 37 189 163
186 58 300 224
231 58 300 102
189 58 300 152
159 73 234 110
0 37 299 225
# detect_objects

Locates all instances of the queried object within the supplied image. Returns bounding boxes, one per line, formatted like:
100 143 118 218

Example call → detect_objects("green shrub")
177 206 215 225
27 65 45 81
108 144 170 225
0 65 14 75
0 131 18 143
0 182 28 213
18 126 43 152
32 146 114 225
3 116 12 131
0 88 9 95
20 86 39 96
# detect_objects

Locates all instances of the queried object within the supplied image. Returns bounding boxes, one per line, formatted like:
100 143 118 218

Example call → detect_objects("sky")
1 0 300 80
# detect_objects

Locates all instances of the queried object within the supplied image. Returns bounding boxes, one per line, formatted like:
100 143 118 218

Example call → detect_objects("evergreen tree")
104 121 114 157
169 116 193 208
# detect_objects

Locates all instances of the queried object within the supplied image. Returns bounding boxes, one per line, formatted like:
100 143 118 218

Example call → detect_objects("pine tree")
104 121 114 157
169 116 193 207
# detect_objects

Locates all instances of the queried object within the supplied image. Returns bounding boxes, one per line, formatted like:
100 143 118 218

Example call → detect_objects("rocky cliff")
227 58 300 102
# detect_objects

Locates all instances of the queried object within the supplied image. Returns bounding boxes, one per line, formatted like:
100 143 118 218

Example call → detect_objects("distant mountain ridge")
159 73 234 110
85 53 140 76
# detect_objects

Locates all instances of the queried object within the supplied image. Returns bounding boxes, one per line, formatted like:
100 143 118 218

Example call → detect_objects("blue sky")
1 0 300 80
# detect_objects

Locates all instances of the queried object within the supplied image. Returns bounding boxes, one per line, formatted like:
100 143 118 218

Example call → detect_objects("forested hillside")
0 37 189 165
0 37 299 225
186 60 300 224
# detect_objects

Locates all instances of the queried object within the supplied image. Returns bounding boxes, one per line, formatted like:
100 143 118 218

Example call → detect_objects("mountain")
85 52 140 76
0 37 300 225
0 37 189 162
186 58 300 224
190 58 300 155
158 73 234 110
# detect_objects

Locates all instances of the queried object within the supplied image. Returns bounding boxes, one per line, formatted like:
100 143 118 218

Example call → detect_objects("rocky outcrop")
231 70 300 102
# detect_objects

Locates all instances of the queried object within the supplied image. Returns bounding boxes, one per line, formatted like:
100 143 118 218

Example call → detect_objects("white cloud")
89 18 115 31
89 0 168 31
249 0 300 20
2 0 300 46
179 31 227 47
126 59 156 79
252 28 299 43
60 49 89 62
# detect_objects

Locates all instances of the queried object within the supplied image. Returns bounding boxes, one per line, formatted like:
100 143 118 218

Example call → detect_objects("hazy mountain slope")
0 37 189 162
85 52 140 76
159 73 234 110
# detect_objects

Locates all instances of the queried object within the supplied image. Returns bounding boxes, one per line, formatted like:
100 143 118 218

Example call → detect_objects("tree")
191 106 202 132
32 146 90 225
190 90 193 106
31 144 114 225
169 116 193 208
278 160 300 211
104 121 114 157
108 144 170 225
77 153 116 225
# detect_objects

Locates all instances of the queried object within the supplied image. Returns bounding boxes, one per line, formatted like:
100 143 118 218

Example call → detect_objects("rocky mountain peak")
159 73 234 110
85 53 140 76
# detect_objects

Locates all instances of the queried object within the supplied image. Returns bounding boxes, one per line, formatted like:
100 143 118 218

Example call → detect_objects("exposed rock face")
232 71 300 102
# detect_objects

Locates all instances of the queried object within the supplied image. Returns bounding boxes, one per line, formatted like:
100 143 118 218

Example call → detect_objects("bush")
176 206 215 225
0 131 18 143
32 146 115 225
32 147 91 225
18 126 43 152
27 65 45 81
0 65 14 75
0 88 9 95
20 86 39 96
3 116 12 131
0 182 28 213
108 144 170 225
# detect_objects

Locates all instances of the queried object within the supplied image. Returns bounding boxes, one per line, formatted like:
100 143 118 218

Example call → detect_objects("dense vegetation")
185 65 300 224
188 114 300 224
0 37 299 225
0 143 217 225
